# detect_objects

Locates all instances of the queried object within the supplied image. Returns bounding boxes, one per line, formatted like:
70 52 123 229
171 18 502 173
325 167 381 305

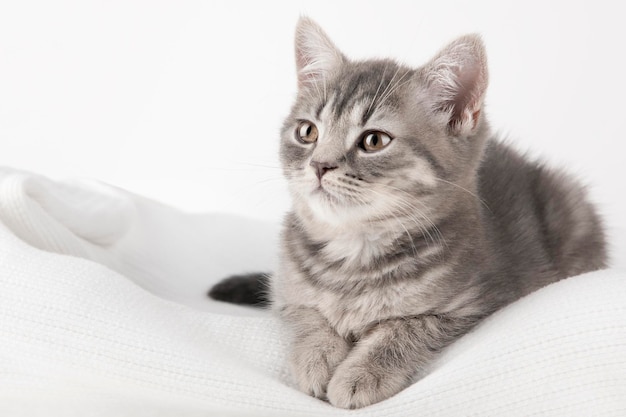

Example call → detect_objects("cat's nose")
310 160 338 180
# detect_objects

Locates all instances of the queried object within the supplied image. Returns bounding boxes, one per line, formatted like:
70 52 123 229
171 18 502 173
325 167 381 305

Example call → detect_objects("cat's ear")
294 17 346 88
422 34 488 136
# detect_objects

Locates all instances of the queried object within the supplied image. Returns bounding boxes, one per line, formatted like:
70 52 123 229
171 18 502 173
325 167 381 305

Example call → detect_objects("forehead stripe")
315 100 326 119
361 100 376 125
331 72 367 119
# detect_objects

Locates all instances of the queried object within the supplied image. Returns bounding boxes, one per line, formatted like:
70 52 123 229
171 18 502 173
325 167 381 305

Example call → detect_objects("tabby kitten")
210 17 607 409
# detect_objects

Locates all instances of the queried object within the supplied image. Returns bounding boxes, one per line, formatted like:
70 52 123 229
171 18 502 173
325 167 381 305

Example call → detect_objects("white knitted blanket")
1 167 625 416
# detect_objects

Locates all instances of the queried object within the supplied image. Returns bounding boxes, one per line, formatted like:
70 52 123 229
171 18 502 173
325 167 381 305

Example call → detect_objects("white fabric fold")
0 167 625 416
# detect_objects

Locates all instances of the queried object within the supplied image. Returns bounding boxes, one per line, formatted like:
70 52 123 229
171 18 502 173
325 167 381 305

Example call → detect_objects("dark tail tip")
208 272 271 308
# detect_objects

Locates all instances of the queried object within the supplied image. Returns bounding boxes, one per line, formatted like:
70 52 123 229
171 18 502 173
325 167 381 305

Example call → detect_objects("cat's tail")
208 273 271 307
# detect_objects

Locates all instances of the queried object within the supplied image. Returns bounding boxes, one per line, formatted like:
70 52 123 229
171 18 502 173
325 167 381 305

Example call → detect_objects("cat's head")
280 17 490 227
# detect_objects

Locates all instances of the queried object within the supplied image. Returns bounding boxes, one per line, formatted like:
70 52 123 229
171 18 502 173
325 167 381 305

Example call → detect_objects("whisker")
366 64 388 118
235 162 284 170
377 70 412 109
365 187 436 247
434 178 493 214
380 65 402 100
333 186 416 260
367 183 448 253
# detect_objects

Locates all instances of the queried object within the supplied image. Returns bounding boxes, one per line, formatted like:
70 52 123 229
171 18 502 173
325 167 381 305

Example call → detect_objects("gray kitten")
209 17 607 409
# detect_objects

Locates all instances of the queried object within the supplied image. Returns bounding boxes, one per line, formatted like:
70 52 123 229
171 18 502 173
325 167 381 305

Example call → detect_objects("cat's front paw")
327 363 408 409
290 337 350 399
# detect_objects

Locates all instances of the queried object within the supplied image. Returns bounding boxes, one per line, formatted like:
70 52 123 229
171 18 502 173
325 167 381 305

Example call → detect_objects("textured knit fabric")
0 167 625 416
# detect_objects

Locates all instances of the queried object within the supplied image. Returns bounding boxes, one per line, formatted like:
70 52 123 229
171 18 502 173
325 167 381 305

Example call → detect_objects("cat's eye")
295 121 319 144
359 131 393 152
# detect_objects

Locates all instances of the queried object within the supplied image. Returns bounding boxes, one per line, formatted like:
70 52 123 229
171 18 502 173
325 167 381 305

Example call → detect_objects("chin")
289 179 383 228
301 191 371 229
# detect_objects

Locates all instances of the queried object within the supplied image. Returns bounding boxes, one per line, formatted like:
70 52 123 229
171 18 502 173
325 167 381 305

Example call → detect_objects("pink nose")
310 160 338 180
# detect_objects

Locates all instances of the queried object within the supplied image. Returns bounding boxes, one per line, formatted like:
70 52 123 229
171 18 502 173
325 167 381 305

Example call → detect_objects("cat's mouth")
314 181 327 192
310 182 341 204
312 184 332 197
299 173 357 210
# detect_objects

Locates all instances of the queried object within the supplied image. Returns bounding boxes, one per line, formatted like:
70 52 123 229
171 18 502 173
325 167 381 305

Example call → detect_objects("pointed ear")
295 17 345 88
422 34 489 136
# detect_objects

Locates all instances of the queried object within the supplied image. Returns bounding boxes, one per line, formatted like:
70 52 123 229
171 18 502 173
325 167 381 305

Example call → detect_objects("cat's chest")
311 265 451 338
278 221 454 337
319 230 390 267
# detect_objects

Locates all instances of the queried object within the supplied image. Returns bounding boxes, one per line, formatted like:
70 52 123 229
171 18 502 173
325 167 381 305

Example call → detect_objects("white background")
1 0 624 234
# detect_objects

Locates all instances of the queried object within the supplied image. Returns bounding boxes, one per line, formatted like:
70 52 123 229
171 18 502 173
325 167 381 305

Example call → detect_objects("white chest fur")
321 230 388 267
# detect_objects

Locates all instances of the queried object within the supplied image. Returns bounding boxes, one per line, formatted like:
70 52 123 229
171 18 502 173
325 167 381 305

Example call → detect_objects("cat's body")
276 139 605 336
209 18 607 409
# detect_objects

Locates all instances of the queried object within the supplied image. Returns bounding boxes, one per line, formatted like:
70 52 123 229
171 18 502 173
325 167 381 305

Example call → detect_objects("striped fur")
211 17 607 409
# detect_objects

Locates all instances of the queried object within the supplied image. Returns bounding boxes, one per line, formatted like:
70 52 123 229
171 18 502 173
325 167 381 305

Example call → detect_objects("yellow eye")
360 131 393 152
296 121 319 144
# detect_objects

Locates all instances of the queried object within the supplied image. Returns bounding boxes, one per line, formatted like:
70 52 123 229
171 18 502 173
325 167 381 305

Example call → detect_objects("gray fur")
212 17 607 409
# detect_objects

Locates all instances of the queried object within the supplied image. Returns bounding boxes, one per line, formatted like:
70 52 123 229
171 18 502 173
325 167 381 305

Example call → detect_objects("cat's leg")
282 305 351 399
326 314 478 409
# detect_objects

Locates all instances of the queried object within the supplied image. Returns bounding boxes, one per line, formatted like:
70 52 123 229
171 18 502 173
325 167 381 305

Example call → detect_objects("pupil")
305 125 311 136
371 134 378 146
